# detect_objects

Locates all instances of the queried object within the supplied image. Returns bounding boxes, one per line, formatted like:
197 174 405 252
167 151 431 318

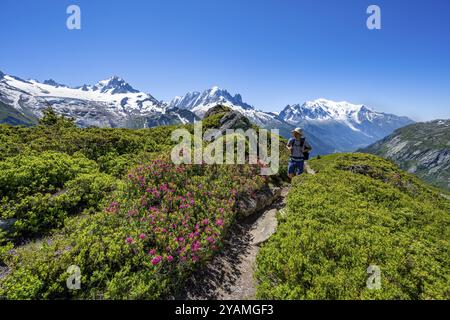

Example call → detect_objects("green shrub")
0 151 98 200
1 172 120 240
255 153 450 300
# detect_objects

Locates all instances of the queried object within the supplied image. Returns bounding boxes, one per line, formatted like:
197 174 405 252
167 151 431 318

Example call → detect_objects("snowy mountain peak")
94 76 139 94
280 98 378 124
209 86 220 93
43 79 67 88
169 86 255 116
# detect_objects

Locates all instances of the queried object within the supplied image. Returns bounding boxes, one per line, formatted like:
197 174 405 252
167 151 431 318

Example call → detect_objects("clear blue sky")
1 0 449 120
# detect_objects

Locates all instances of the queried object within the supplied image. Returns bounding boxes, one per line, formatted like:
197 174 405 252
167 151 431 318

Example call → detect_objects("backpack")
291 138 310 160
300 138 310 160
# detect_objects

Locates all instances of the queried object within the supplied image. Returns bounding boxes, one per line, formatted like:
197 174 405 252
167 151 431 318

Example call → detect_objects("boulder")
236 186 281 218
250 208 278 245
203 105 252 142
0 218 17 232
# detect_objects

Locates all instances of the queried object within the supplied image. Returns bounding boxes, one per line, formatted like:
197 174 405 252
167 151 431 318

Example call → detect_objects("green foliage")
0 157 267 299
1 170 120 239
39 108 76 129
202 112 227 130
256 153 450 300
0 151 98 200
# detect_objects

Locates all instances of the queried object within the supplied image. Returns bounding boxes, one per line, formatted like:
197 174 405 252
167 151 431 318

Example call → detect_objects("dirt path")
176 162 315 300
176 187 289 300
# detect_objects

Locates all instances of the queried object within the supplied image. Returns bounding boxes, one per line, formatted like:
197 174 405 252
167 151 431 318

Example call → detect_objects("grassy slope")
255 153 449 299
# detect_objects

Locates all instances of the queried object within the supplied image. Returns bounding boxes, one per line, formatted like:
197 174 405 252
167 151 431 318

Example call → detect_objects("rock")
0 266 10 281
304 161 316 175
236 186 281 218
251 208 278 245
441 193 450 200
203 105 233 119
0 218 16 232
203 105 252 142
218 111 252 131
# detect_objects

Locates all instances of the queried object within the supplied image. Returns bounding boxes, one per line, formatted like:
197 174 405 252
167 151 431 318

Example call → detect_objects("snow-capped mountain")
165 86 329 151
278 99 414 151
168 86 253 114
0 72 197 128
167 86 279 128
166 88 413 154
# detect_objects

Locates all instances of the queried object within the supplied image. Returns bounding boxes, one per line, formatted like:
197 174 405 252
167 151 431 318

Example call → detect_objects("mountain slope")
0 101 37 126
361 120 450 190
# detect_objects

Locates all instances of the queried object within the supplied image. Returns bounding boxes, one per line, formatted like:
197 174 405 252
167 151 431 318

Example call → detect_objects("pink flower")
167 255 174 262
192 241 201 252
202 218 209 226
151 256 162 266
192 255 199 263
127 209 137 216
125 237 134 244
139 233 146 240
148 249 157 255
215 218 224 226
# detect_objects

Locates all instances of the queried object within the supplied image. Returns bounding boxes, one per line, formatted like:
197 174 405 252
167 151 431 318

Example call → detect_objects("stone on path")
250 208 278 246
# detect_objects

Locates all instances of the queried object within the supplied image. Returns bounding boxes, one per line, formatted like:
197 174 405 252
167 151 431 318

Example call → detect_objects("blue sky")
1 0 449 120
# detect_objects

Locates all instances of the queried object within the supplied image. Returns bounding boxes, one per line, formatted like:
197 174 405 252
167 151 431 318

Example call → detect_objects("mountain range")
0 70 414 154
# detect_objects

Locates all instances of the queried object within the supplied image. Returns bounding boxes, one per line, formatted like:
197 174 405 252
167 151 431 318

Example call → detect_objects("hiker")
286 127 312 180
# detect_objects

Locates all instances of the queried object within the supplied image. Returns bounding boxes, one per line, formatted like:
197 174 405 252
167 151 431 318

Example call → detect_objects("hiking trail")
176 162 315 300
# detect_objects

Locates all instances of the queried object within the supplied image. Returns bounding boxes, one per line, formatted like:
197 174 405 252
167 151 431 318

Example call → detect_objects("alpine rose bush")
116 158 267 272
